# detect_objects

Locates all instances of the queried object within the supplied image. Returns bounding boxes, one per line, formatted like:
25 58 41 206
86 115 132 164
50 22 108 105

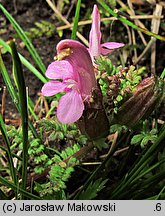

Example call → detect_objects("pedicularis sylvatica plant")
0 1 165 200
41 5 164 139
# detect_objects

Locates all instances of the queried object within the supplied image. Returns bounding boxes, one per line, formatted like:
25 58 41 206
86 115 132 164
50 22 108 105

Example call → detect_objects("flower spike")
89 4 124 62
42 39 96 124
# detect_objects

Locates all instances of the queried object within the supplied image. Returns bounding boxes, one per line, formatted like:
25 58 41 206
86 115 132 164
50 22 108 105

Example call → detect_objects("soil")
0 0 61 119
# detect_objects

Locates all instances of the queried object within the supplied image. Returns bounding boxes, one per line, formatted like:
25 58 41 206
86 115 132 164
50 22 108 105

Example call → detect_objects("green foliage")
131 128 158 148
5 122 82 198
6 125 50 174
96 56 146 105
113 65 146 107
95 55 122 76
71 0 81 40
95 56 122 96
38 118 88 145
158 149 165 175
77 178 108 199
25 20 56 40
34 144 80 198
110 124 128 133
93 138 108 151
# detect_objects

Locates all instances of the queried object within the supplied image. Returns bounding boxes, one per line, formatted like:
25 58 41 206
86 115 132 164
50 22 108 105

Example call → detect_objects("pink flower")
89 4 124 62
41 39 96 124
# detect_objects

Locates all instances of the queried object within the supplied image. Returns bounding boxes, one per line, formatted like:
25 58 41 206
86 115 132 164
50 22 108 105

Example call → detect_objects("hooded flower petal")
57 39 96 99
46 60 74 80
89 4 101 59
88 4 124 60
57 90 84 124
101 42 125 55
41 81 67 96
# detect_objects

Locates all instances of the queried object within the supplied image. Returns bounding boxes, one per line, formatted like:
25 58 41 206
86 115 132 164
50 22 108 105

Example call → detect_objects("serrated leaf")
65 147 74 157
67 157 77 166
150 129 158 135
93 138 108 151
141 136 150 147
131 134 144 145
49 131 57 141
31 139 40 147
73 144 80 152
52 155 62 163
78 178 108 200
61 150 68 159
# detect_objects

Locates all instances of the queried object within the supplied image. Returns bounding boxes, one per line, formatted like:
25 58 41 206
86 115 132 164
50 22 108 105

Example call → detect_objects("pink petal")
89 4 101 58
41 81 67 96
57 90 84 124
46 60 74 80
101 42 124 55
57 39 96 98
101 48 113 55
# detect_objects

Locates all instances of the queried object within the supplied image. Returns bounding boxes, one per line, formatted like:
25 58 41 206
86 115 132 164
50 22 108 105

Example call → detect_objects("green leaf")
65 147 74 157
0 115 17 185
71 0 81 40
150 129 158 135
131 134 144 145
0 176 40 199
9 41 29 198
61 150 68 159
140 136 150 147
97 0 165 41
77 178 108 200
93 138 108 151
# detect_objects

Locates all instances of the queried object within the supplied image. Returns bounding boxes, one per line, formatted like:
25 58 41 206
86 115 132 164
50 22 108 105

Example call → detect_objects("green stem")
155 185 165 200
0 49 40 140
0 189 8 200
0 176 40 200
9 41 29 199
97 0 165 41
0 145 22 161
111 123 165 198
74 132 127 199
0 115 17 185
160 68 165 79
71 0 81 40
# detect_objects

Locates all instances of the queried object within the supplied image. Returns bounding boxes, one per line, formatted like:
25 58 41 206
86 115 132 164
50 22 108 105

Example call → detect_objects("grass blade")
9 41 29 199
0 114 17 185
0 176 40 200
0 38 47 83
0 3 46 73
97 0 165 41
0 50 40 138
160 68 165 79
111 123 165 198
0 51 19 107
0 189 9 200
71 0 81 40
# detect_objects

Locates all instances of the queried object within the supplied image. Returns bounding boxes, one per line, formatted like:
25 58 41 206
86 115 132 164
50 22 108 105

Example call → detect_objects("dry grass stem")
117 0 148 46
134 38 155 65
1 86 6 121
151 4 163 75
46 0 89 46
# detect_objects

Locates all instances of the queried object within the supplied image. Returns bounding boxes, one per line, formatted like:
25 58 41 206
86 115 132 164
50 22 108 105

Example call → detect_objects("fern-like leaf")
77 178 108 200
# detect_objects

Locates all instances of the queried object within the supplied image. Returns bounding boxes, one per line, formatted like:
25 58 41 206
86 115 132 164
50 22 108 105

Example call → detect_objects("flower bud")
112 77 164 128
